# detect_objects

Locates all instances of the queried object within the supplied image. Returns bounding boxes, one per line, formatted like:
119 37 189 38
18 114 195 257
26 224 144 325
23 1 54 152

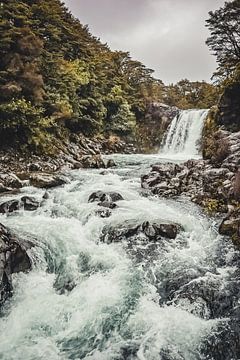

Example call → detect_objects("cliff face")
135 102 179 153
217 82 240 131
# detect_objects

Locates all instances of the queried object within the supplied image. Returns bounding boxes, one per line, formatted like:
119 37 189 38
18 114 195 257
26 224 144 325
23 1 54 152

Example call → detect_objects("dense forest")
0 0 222 154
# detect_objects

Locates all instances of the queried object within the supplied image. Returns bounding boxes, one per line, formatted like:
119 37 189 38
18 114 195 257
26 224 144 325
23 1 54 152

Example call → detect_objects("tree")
206 0 240 78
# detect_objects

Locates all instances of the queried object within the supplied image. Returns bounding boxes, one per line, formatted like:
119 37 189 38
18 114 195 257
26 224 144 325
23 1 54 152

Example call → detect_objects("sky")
63 0 226 84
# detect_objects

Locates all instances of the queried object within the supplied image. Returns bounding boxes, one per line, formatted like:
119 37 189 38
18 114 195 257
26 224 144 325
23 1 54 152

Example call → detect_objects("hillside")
0 0 218 156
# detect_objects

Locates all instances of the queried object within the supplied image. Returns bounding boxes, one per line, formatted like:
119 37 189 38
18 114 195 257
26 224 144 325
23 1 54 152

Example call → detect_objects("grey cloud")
63 0 226 83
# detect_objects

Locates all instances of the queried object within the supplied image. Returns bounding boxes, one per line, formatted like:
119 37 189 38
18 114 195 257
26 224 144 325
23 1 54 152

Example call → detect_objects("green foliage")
206 0 240 79
0 0 160 151
107 102 136 135
0 0 223 154
161 79 220 109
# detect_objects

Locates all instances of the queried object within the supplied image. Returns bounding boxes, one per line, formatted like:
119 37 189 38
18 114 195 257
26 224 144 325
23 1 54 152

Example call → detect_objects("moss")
203 198 226 215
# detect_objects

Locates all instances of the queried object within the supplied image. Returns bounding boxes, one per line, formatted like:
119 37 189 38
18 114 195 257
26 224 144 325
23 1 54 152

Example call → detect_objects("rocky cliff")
135 102 179 153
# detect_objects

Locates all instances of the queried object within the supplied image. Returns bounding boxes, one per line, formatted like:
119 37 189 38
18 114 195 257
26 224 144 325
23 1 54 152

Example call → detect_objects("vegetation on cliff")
204 0 240 135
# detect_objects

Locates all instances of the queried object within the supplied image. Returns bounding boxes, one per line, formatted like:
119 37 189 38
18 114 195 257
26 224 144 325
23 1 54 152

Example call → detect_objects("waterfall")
161 109 208 159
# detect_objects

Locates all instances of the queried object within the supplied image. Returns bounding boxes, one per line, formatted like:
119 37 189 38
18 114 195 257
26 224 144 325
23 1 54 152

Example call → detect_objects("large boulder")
81 155 106 169
29 173 68 188
219 210 240 240
0 223 33 307
101 220 183 244
0 196 40 214
0 173 22 190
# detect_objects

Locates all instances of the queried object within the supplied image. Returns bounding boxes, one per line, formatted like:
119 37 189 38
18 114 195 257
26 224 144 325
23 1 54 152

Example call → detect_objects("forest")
0 0 226 154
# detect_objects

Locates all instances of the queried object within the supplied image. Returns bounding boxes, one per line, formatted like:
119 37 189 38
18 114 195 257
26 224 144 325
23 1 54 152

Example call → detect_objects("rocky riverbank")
142 129 240 244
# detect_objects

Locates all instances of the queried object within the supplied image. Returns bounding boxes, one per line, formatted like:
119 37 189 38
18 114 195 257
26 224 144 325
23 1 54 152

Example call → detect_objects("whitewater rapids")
0 154 238 360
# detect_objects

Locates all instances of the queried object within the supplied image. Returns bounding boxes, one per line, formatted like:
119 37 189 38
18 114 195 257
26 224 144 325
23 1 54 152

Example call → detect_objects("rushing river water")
0 153 240 360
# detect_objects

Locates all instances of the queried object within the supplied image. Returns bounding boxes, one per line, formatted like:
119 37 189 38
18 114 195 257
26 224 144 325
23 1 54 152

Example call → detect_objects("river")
0 111 239 359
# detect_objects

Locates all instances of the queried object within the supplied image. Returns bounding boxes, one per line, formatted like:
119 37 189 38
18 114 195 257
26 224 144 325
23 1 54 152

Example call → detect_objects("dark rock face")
0 223 32 308
135 103 179 153
217 82 240 132
0 196 40 214
29 173 68 188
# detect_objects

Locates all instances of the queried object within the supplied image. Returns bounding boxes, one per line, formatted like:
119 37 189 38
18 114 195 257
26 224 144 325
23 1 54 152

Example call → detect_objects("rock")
106 159 117 168
81 155 106 169
0 173 22 189
0 196 40 214
219 213 240 239
142 221 182 239
101 220 183 244
42 191 50 200
0 223 33 307
21 196 39 211
88 191 124 203
28 163 41 172
95 209 112 218
0 182 12 193
98 201 117 209
73 162 82 170
29 173 68 188
0 200 21 214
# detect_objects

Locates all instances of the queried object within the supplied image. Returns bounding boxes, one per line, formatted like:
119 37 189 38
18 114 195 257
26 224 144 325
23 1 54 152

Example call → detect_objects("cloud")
63 0 226 83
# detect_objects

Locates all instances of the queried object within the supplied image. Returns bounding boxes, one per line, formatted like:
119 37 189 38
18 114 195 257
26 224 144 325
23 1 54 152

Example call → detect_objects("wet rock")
0 200 21 214
101 220 183 244
0 183 10 193
219 211 240 239
21 196 39 211
29 173 68 188
81 155 106 169
88 191 124 203
42 191 50 200
0 196 40 214
0 173 22 189
201 321 240 360
95 208 112 218
106 159 117 168
98 201 117 209
28 163 41 172
0 223 32 307
72 162 82 170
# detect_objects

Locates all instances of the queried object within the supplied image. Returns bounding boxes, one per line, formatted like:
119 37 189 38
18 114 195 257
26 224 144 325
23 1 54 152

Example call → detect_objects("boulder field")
142 129 240 244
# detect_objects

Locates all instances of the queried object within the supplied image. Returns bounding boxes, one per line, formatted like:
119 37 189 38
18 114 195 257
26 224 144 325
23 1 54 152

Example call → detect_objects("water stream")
0 112 239 359
160 109 208 160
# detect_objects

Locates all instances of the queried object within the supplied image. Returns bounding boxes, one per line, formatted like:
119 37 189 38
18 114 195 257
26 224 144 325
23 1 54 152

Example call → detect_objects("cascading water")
161 109 208 159
0 154 240 360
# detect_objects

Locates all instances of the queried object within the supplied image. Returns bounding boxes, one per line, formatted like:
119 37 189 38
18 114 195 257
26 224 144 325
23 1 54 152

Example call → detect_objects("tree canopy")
206 0 240 79
0 0 220 153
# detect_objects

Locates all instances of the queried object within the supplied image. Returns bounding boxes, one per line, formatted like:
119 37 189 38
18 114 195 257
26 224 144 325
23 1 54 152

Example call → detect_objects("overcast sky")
63 0 225 84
